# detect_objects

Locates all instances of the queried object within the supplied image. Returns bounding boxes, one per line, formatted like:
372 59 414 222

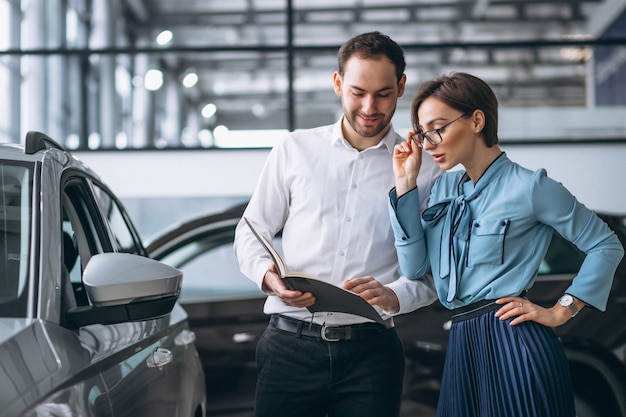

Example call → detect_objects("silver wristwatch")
558 294 579 317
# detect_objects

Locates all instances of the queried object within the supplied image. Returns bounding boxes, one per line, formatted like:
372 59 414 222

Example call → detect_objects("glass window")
61 195 92 309
62 180 105 273
92 183 141 254
61 177 141 307
0 162 32 316
0 1 12 142
0 65 9 134
62 199 83 286
0 1 8 50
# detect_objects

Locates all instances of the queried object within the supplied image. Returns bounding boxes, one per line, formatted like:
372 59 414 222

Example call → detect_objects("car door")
62 174 204 417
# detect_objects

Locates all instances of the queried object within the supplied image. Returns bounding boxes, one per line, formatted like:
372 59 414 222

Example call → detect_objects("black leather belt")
451 299 499 323
269 314 392 342
450 291 528 323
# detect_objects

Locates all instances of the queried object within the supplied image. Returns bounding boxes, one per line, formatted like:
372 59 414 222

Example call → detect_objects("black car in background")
147 203 626 417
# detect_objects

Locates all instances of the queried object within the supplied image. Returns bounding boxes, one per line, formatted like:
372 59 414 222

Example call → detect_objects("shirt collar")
331 117 397 154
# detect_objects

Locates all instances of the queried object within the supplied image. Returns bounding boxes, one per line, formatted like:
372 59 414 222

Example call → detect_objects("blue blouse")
389 152 624 311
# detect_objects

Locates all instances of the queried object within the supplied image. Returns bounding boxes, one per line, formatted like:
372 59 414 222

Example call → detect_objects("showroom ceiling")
120 0 621 130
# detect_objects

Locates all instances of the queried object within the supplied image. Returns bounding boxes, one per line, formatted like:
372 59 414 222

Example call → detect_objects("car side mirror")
65 252 182 329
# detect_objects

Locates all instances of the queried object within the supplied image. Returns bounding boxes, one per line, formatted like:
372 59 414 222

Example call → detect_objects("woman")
389 72 624 416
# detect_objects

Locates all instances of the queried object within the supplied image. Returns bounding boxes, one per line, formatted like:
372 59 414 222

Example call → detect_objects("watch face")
560 294 573 306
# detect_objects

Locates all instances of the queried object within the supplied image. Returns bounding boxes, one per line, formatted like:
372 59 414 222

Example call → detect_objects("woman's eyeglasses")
411 114 469 148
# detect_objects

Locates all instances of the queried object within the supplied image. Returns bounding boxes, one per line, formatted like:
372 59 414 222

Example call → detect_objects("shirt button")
352 184 357 189
346 217 352 222
339 251 345 256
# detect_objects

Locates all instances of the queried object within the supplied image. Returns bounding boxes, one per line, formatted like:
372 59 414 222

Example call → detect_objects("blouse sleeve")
388 187 431 280
530 170 624 311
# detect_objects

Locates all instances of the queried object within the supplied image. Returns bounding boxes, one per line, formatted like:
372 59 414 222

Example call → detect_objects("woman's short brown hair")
411 72 499 147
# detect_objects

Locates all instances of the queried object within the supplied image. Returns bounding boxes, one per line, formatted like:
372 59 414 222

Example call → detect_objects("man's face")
333 56 406 145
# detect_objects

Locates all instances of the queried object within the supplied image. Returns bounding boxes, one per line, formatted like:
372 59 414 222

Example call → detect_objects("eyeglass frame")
411 113 469 148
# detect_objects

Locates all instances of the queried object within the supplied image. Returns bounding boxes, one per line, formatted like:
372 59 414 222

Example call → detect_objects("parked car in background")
0 132 206 417
148 201 626 417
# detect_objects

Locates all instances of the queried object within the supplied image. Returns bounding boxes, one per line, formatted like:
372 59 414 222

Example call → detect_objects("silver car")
0 132 206 417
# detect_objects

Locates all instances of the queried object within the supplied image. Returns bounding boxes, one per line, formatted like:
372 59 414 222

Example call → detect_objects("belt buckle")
321 324 341 342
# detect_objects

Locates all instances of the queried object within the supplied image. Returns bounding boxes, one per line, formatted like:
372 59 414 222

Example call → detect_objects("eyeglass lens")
412 114 467 148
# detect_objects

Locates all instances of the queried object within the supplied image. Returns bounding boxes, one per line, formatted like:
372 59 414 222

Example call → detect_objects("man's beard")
344 105 395 138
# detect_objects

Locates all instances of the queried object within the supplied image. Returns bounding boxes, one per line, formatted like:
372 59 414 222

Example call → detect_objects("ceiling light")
88 132 101 150
560 47 593 62
144 69 164 91
156 30 173 46
115 132 128 149
251 103 267 117
65 133 80 150
182 72 198 88
198 129 214 147
212 125 229 142
202 103 217 118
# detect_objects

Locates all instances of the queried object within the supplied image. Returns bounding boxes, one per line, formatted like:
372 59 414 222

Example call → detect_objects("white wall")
501 143 625 214
76 148 270 198
76 142 626 214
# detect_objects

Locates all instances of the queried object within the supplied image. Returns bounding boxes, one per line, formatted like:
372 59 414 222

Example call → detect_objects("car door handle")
146 347 173 369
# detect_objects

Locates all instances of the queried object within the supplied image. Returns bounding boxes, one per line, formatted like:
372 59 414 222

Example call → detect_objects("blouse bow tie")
422 195 473 303
422 154 507 303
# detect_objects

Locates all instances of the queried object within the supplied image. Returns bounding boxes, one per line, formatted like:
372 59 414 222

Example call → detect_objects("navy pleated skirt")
437 304 576 417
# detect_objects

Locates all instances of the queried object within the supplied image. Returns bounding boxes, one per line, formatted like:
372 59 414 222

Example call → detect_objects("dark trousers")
254 324 405 417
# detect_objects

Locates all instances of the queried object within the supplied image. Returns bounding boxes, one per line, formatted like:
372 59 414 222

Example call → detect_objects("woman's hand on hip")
495 296 575 327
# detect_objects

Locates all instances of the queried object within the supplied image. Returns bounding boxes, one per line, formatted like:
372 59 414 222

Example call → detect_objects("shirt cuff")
383 275 437 315
390 186 422 238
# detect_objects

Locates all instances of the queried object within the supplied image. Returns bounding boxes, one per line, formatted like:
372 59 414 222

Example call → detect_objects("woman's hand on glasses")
392 131 422 197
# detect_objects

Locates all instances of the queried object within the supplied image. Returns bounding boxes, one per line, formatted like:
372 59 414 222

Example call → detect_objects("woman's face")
417 97 475 171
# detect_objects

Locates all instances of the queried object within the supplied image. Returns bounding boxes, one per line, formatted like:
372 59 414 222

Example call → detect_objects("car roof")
0 132 99 179
0 142 43 163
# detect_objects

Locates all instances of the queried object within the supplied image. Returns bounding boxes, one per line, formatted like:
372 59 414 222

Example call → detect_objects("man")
234 31 441 417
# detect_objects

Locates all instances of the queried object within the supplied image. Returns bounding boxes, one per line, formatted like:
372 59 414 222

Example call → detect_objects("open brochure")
244 217 385 324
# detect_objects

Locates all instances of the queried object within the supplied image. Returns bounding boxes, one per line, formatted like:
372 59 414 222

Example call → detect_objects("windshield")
0 162 31 316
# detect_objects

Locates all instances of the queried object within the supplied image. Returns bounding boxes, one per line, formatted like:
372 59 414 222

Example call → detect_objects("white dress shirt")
234 119 441 325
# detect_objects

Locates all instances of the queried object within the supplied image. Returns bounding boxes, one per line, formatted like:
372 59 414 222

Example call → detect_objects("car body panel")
1 319 94 416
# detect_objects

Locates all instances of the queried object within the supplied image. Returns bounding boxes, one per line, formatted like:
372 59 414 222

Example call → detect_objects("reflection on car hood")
0 318 33 345
0 319 91 417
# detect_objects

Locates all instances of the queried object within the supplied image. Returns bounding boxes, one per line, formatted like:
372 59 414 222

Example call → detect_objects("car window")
63 179 108 273
61 177 141 312
92 183 142 254
62 197 83 286
0 162 32 315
